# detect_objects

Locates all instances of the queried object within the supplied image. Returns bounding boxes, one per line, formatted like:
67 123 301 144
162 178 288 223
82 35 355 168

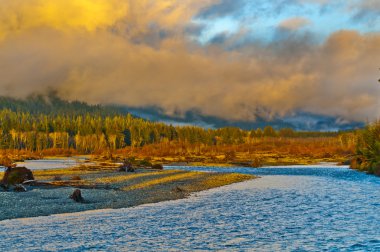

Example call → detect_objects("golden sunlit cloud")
0 0 128 38
0 0 379 122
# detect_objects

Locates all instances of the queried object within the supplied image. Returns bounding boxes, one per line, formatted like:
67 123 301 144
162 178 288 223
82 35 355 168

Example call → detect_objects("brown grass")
94 170 180 184
108 136 355 166
122 171 204 191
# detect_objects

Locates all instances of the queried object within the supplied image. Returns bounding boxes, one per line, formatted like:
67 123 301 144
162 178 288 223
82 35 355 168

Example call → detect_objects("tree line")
0 95 341 154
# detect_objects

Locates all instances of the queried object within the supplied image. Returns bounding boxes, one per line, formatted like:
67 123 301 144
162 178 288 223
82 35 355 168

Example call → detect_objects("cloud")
0 0 128 38
0 0 379 123
297 0 330 5
196 0 247 19
0 0 215 41
278 17 311 31
351 0 380 23
360 0 380 10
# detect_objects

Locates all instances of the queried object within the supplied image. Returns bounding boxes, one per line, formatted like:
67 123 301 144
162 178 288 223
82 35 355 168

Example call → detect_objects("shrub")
139 159 152 167
53 176 62 181
251 157 263 168
224 151 236 161
152 164 164 170
353 121 380 175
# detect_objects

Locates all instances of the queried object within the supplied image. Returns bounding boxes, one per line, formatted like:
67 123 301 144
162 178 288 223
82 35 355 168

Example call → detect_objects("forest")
0 95 340 151
0 95 369 169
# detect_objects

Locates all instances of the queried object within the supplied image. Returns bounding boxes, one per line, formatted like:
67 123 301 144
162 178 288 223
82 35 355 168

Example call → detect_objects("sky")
0 0 379 122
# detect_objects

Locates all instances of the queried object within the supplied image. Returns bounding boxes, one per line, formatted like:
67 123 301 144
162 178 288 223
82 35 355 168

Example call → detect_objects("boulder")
1 167 34 186
70 189 84 203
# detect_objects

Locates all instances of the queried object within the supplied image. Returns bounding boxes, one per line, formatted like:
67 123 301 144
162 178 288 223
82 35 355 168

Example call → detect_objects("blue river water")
0 165 379 251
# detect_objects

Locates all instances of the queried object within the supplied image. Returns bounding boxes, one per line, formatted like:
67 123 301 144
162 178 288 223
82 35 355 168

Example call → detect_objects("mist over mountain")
0 95 363 131
122 106 364 132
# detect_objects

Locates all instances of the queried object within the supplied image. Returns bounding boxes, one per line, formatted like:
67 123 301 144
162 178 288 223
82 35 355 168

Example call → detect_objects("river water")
0 165 379 251
0 157 91 172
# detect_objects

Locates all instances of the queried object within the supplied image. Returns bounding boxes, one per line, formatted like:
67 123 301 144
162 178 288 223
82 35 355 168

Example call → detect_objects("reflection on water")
0 166 379 251
0 157 90 172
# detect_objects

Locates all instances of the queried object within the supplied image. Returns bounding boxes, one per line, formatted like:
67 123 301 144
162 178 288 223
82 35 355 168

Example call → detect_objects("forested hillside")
0 95 123 116
0 96 342 154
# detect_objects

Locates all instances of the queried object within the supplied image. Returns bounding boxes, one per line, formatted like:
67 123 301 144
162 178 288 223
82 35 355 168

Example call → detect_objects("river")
0 165 379 251
0 157 91 172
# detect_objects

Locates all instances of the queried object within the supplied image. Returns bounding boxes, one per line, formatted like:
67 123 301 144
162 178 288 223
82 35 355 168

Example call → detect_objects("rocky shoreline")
0 164 254 221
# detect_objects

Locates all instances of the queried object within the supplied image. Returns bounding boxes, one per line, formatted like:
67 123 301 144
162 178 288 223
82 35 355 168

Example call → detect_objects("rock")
13 184 27 192
1 167 34 186
70 189 84 203
152 164 164 170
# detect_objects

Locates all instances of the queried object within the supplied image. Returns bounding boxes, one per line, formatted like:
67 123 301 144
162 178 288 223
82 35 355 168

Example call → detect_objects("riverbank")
0 164 254 221
89 154 347 168
1 165 379 251
1 135 353 169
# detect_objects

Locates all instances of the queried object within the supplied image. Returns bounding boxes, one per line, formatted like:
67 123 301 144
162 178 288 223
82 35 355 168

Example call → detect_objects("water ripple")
0 166 379 251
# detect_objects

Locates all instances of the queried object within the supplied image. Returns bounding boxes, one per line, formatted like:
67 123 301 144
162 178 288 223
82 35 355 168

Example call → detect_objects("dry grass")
31 164 119 180
199 173 254 188
178 173 255 192
94 170 180 184
33 169 106 180
26 169 255 193
122 171 204 191
108 136 355 167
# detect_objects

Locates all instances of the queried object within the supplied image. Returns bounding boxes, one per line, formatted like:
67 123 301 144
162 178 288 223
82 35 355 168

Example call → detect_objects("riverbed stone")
70 189 84 203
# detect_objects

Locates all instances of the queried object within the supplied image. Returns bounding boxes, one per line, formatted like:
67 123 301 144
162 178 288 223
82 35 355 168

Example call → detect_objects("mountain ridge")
0 95 364 131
